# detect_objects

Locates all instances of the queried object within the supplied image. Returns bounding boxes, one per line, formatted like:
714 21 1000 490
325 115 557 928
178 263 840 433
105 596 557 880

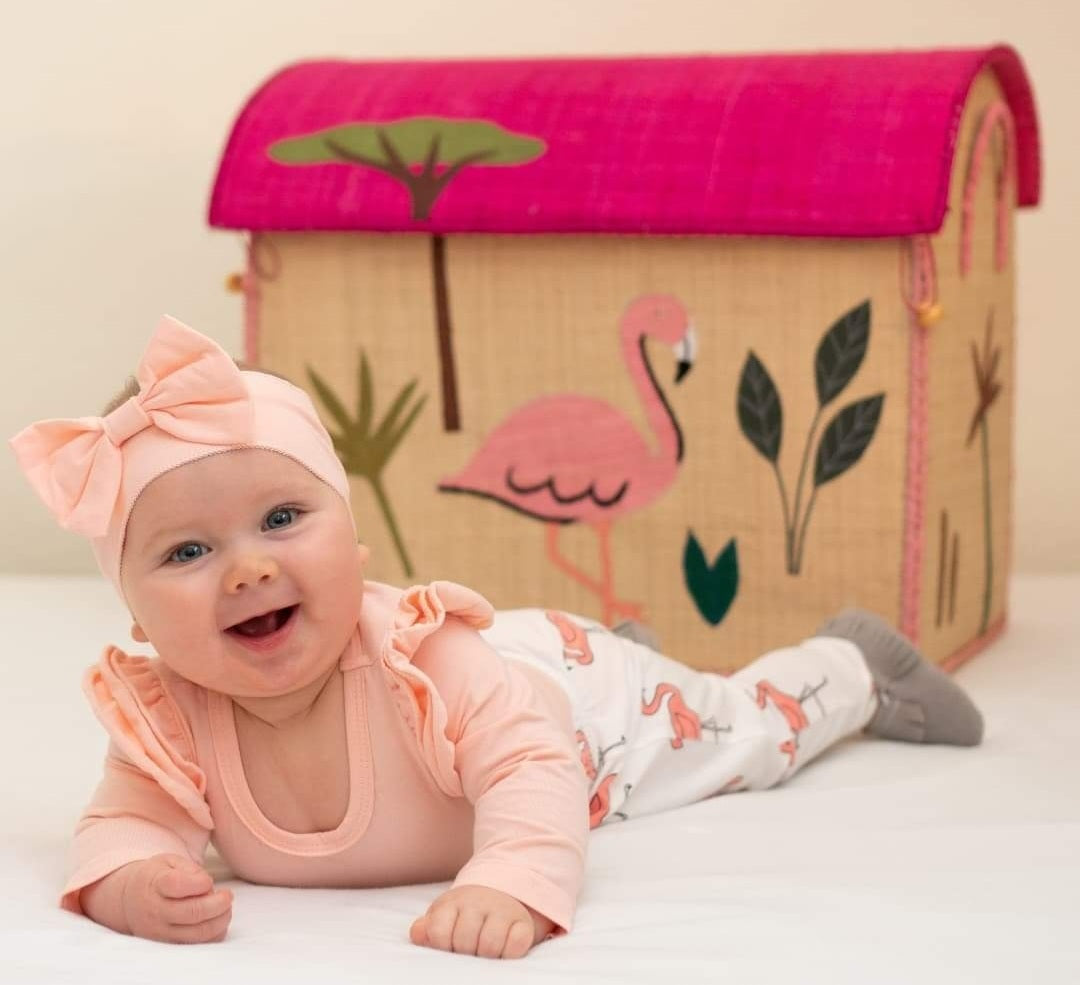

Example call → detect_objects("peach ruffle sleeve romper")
59 580 590 936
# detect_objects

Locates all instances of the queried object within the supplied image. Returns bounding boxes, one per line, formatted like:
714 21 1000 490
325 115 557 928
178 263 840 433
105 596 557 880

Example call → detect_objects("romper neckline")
207 628 375 856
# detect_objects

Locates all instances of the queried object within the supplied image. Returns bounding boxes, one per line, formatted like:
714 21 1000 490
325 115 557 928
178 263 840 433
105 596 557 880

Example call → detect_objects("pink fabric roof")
208 45 1040 238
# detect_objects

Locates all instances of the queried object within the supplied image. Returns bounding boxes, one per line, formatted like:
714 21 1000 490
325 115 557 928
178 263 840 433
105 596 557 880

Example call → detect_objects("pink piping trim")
940 614 1006 673
960 101 1016 278
898 235 938 643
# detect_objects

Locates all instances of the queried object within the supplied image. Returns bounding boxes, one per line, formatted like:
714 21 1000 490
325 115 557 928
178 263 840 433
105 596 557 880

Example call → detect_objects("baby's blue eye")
265 507 299 529
169 543 206 564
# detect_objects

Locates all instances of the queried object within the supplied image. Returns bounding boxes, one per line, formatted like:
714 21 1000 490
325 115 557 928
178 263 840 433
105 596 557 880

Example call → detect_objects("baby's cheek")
320 586 364 633
309 541 365 608
159 649 218 691
155 619 228 687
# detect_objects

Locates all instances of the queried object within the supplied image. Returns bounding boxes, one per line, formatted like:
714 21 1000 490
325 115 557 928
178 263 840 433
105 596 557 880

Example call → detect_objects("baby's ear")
130 621 149 643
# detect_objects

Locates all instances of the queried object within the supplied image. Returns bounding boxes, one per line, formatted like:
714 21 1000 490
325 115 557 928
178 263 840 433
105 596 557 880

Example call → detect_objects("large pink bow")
9 316 255 538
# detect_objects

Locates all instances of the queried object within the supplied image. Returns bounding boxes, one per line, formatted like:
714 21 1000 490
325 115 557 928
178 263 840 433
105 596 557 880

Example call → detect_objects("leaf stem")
790 404 823 572
793 485 819 573
370 474 414 577
979 416 993 634
771 461 794 573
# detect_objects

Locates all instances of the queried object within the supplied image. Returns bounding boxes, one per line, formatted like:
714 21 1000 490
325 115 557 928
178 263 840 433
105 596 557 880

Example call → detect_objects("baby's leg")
578 630 878 826
726 635 879 787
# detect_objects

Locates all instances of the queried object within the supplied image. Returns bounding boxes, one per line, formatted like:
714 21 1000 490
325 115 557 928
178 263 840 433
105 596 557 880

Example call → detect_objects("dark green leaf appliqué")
737 351 783 463
814 299 871 407
683 532 739 626
814 394 885 487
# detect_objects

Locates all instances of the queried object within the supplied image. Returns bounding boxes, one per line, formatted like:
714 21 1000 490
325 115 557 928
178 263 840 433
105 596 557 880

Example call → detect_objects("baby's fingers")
154 863 213 900
167 908 232 945
422 904 459 952
160 889 233 927
501 920 534 960
475 916 513 960
450 905 487 955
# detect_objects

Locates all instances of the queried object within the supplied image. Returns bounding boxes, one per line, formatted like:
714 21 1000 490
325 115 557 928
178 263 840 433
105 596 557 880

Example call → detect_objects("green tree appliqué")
270 118 546 434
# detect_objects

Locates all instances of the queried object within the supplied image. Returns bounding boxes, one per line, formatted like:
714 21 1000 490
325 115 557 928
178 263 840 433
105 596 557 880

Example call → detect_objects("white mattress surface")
1 573 1077 984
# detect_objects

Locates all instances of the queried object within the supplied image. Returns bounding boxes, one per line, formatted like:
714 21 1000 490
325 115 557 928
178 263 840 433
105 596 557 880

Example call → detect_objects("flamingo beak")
673 322 697 383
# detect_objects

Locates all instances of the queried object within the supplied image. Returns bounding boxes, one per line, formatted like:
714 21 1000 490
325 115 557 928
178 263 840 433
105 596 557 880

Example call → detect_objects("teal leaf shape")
814 394 885 487
815 300 871 407
737 351 782 463
683 532 739 626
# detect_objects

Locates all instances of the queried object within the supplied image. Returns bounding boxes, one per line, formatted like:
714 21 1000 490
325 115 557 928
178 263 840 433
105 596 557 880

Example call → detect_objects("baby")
10 316 984 959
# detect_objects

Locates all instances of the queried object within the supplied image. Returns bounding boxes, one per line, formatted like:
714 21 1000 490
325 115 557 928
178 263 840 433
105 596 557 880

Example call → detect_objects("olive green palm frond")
304 353 428 578
372 379 427 453
356 351 374 437
306 366 354 434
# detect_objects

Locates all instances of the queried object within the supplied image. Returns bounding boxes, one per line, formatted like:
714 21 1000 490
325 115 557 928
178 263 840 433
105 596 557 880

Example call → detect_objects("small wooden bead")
916 301 943 328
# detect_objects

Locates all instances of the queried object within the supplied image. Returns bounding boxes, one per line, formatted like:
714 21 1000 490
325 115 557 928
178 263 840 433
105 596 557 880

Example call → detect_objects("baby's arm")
410 616 590 956
64 741 228 943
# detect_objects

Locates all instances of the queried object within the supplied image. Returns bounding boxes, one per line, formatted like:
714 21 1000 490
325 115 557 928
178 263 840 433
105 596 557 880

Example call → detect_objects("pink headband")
9 316 354 600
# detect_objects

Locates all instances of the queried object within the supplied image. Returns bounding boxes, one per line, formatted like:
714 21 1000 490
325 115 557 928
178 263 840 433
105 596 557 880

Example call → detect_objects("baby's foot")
817 609 984 746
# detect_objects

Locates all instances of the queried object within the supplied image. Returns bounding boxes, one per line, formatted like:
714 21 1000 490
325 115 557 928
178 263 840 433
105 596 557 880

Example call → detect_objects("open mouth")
226 605 299 640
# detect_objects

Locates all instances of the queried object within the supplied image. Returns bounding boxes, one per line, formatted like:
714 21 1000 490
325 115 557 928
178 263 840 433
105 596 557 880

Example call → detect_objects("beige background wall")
2 0 1076 575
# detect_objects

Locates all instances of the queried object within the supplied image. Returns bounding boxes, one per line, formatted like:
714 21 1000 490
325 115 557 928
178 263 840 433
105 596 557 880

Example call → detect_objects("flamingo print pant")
480 608 879 829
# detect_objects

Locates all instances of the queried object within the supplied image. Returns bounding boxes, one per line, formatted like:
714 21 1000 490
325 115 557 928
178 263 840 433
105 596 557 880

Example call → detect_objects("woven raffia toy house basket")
208 45 1040 673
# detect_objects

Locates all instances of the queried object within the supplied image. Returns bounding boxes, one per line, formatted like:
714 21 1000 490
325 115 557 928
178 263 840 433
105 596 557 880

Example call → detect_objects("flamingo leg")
546 523 605 597
592 519 647 626
594 518 616 625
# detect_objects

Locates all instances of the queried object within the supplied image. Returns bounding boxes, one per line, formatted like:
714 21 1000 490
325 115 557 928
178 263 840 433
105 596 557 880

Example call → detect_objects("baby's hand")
119 854 233 944
409 885 555 959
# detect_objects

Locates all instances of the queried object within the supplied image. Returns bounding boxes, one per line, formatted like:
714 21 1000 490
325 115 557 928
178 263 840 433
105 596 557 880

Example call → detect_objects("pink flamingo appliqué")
641 682 732 748
438 295 697 625
545 609 595 667
754 677 829 767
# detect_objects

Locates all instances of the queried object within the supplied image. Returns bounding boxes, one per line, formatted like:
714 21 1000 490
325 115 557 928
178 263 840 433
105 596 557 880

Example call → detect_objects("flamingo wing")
439 394 653 519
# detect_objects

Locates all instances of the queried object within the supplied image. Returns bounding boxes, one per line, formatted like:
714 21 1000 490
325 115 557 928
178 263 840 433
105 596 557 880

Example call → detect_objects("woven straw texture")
210 47 1039 238
246 68 1016 672
919 72 1016 667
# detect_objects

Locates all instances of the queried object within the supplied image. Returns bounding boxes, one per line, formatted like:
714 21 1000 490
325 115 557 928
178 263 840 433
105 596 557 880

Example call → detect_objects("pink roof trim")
208 46 1040 238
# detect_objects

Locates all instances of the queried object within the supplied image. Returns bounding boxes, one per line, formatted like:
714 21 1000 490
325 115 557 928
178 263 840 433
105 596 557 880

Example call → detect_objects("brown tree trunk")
410 177 441 221
430 233 460 431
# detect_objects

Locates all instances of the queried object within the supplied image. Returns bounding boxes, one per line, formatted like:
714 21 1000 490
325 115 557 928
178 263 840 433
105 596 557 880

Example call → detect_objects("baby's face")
120 448 367 697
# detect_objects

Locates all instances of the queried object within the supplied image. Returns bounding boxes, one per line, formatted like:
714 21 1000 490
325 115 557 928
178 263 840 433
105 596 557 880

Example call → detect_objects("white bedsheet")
1 572 1077 984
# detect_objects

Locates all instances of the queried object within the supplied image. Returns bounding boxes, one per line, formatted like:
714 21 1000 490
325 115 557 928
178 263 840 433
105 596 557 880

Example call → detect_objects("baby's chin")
154 633 340 699
222 641 344 698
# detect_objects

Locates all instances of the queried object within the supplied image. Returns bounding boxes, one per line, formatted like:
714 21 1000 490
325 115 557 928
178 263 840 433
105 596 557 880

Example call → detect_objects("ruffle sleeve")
84 647 212 830
60 648 213 914
377 580 495 799
375 581 588 934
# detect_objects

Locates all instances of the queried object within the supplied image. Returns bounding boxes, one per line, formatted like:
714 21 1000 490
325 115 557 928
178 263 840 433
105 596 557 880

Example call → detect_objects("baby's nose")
225 554 279 593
